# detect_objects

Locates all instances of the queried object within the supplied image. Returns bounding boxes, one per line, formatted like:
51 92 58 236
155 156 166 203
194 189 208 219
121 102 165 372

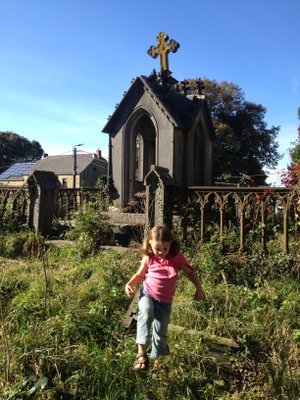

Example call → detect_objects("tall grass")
0 232 299 399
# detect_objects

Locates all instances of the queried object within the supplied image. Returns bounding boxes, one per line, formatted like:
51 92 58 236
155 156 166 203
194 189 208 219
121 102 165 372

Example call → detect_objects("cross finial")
148 32 180 77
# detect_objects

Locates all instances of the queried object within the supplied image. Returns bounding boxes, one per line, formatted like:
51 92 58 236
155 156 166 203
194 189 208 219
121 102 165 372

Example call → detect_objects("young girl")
125 225 206 372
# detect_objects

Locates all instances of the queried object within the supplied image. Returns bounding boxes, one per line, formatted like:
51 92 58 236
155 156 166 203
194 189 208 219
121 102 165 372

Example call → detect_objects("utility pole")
72 144 84 188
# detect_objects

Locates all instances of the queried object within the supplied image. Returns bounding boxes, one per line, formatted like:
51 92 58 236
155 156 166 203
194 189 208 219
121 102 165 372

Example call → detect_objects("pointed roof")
27 170 62 189
102 74 212 135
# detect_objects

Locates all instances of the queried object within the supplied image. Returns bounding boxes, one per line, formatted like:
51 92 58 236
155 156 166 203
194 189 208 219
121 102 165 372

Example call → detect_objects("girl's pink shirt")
143 252 192 303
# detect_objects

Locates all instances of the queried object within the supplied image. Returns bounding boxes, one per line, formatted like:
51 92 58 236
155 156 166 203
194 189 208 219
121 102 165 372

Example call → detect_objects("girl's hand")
125 283 135 298
194 289 206 302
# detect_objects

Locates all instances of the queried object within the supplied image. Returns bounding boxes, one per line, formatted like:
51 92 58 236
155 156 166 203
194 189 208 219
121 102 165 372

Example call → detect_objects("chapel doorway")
124 111 156 205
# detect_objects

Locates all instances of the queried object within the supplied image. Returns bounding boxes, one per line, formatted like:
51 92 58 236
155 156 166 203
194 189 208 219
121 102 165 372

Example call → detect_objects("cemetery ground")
0 229 299 399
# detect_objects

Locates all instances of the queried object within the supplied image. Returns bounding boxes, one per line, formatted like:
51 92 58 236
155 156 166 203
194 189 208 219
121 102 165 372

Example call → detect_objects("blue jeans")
136 288 172 359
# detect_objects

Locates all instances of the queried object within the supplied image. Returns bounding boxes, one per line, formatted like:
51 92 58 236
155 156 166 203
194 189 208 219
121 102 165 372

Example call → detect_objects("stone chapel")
102 32 215 208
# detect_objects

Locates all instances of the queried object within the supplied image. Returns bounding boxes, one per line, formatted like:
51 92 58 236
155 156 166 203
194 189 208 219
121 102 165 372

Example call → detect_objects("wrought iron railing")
56 188 107 220
0 182 299 254
0 186 31 229
169 186 299 254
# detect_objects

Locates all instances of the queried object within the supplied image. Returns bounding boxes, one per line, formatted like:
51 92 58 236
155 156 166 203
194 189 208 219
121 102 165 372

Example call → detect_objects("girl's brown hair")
142 225 180 257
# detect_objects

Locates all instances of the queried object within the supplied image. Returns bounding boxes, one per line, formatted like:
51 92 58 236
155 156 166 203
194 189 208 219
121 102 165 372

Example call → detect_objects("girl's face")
149 240 171 259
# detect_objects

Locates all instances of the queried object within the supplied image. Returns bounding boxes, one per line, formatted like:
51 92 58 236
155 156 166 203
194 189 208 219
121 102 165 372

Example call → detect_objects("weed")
66 191 114 257
0 235 299 399
0 231 43 259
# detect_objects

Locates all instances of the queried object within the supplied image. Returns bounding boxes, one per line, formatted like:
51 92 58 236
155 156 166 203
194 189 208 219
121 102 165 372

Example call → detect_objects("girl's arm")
180 264 206 301
125 256 148 297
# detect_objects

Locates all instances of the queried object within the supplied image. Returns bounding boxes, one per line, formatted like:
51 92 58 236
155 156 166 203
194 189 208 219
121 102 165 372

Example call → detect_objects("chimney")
95 149 102 158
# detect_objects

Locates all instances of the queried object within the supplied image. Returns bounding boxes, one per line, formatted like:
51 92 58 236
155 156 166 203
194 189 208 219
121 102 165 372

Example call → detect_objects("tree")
0 131 44 170
281 107 300 186
202 79 281 185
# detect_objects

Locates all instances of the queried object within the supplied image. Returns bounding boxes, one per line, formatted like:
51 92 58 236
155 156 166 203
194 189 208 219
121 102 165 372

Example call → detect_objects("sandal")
133 354 149 372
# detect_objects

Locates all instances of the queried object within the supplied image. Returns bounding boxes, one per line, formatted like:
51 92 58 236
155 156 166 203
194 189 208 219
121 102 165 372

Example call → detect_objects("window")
62 178 68 187
135 133 144 182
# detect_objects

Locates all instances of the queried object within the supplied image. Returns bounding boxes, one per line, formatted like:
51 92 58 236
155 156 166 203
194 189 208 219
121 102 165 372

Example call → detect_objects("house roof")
0 154 108 181
102 74 213 135
0 162 36 180
28 153 107 176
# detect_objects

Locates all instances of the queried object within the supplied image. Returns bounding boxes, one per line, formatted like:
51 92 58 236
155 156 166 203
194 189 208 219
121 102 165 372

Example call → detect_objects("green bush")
0 231 43 259
67 192 114 257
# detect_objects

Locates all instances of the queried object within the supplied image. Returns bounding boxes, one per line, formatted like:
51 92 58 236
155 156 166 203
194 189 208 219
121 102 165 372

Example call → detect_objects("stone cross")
147 32 180 76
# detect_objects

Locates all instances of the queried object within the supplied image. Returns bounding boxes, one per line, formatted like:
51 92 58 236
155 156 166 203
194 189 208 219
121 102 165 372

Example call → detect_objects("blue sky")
0 0 299 185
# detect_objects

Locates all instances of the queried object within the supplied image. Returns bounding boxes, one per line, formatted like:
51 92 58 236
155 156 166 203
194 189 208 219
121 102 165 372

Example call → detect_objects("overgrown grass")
0 232 299 399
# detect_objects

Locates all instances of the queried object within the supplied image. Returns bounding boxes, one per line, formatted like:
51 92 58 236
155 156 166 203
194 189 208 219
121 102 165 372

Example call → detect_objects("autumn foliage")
281 111 300 187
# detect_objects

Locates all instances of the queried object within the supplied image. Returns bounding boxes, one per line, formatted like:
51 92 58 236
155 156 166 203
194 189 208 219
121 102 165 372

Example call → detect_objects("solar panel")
0 162 36 179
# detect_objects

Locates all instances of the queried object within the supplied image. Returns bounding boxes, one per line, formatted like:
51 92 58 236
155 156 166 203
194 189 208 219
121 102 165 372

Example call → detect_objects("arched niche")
123 109 157 205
